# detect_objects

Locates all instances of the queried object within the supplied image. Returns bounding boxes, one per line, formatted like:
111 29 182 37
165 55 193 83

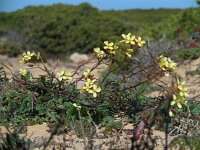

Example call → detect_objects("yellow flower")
19 69 27 76
80 79 101 97
81 83 91 92
86 78 96 86
103 41 118 55
73 103 81 110
20 51 40 64
126 49 134 57
168 61 177 71
89 85 101 97
171 94 187 109
177 79 189 97
94 47 105 58
57 70 72 81
23 51 35 58
81 78 97 92
135 37 145 47
158 55 177 76
83 69 92 78
121 33 136 45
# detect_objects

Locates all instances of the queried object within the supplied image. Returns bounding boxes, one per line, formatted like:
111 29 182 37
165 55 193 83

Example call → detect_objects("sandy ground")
0 123 174 150
0 55 200 149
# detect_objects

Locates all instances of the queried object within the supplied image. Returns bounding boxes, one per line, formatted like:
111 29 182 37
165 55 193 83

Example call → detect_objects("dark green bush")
174 48 200 59
0 3 132 55
0 41 22 56
0 3 181 56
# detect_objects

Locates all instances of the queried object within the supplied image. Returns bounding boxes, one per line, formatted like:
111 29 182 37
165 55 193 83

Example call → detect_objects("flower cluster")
103 41 118 55
135 37 146 47
57 69 72 82
121 33 136 45
121 33 145 47
157 55 188 116
80 70 101 97
93 33 145 59
121 33 145 57
94 40 118 58
177 79 189 97
126 49 134 58
94 47 105 58
91 33 146 96
171 79 188 109
19 69 27 77
20 51 40 64
158 55 177 76
93 41 118 58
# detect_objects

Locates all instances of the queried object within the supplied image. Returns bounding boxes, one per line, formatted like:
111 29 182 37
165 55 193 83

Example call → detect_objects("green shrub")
0 41 22 56
145 8 200 39
0 3 132 55
174 47 200 59
0 4 181 56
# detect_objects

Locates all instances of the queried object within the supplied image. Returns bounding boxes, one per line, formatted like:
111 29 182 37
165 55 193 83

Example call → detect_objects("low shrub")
0 41 23 57
0 33 199 149
174 47 200 59
145 8 200 40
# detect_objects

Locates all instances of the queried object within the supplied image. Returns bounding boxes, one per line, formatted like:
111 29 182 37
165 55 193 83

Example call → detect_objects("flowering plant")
1 32 199 150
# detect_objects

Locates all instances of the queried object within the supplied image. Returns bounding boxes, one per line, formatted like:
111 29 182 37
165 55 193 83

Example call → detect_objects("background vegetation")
0 3 188 57
145 8 200 39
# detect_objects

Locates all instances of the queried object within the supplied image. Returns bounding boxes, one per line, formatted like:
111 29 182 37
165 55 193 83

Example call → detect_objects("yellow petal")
122 34 126 38
173 94 177 100
104 41 108 45
88 89 94 94
96 87 101 92
177 102 182 109
170 101 176 106
93 92 97 97
165 72 170 76
169 110 173 117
